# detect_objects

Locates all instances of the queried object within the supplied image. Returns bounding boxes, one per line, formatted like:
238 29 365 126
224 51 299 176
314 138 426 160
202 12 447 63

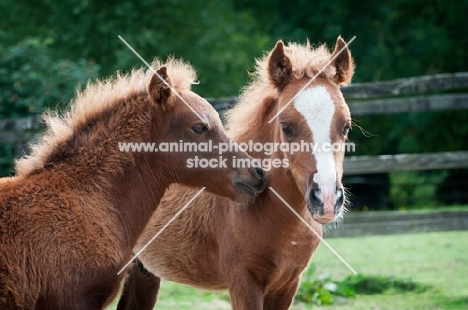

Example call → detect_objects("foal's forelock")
294 86 338 189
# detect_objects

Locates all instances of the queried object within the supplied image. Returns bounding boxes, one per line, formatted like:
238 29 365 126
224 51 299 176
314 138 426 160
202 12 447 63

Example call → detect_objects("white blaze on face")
294 86 337 215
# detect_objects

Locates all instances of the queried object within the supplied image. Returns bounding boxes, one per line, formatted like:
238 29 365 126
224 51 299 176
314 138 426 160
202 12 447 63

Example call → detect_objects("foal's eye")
280 122 293 137
343 122 351 136
191 124 208 135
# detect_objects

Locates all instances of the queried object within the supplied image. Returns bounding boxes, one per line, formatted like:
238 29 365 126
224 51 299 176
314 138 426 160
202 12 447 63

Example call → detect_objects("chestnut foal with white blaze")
117 37 354 309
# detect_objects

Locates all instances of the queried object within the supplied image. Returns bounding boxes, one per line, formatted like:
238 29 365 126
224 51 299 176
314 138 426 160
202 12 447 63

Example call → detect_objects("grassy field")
106 231 468 309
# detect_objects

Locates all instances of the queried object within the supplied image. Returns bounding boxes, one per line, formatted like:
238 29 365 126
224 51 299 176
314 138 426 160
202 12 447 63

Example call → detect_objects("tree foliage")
0 0 269 98
2 0 467 98
0 38 99 118
235 0 468 83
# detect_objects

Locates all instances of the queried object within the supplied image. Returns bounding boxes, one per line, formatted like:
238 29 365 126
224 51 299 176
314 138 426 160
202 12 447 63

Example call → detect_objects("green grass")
301 231 468 310
106 231 468 309
106 278 231 310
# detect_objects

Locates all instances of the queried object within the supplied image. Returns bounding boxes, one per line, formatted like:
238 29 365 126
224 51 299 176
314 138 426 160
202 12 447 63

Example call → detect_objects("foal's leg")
263 279 300 310
116 261 161 310
227 272 264 310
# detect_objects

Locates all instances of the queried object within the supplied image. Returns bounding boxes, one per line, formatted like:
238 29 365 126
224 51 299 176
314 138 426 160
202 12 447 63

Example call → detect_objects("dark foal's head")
267 37 354 223
147 64 265 203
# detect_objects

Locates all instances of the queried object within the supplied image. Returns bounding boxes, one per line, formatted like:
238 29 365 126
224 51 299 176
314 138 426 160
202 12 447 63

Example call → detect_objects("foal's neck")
109 151 171 248
64 94 172 245
102 98 173 246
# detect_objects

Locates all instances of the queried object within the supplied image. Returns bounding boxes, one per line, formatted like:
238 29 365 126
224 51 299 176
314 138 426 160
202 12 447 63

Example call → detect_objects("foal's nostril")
254 166 265 182
309 188 323 206
335 188 344 207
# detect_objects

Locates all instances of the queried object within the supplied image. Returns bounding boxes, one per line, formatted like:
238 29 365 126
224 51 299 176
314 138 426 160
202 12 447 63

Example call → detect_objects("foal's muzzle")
307 186 343 223
234 166 266 198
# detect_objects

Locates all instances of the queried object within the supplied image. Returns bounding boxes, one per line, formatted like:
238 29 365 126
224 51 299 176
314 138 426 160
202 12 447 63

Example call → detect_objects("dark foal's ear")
331 36 355 85
268 41 293 89
147 66 173 109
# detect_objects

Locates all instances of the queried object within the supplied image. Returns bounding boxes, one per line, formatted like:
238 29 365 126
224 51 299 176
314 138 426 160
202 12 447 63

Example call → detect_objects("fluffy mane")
15 58 197 176
226 41 336 138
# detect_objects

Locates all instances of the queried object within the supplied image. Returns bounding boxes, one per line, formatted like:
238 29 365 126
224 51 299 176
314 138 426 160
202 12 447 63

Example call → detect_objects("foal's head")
268 37 354 223
147 64 266 203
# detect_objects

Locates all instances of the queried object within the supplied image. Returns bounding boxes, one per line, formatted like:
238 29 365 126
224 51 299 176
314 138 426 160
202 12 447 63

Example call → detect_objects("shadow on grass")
437 296 468 309
295 271 430 306
340 274 430 295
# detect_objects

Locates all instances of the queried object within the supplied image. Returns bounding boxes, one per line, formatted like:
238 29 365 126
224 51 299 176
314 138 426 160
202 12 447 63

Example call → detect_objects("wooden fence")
323 209 468 238
2 72 468 174
209 72 468 114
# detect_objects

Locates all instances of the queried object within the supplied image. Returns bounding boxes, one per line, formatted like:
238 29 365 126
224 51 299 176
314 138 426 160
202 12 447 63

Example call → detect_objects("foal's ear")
147 66 173 109
331 36 355 85
268 41 293 89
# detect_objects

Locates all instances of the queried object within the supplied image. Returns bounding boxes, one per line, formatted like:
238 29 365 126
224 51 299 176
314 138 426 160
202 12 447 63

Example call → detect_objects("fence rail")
344 151 468 174
340 72 468 98
0 116 44 143
206 94 468 115
207 72 468 113
324 209 468 238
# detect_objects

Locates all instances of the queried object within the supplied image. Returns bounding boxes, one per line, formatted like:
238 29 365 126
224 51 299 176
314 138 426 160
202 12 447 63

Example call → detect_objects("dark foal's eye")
191 124 208 135
343 121 351 136
280 122 293 137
